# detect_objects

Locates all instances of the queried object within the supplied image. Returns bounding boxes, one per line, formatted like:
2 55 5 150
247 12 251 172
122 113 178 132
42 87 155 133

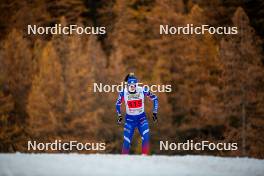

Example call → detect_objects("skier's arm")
115 91 124 116
144 88 158 114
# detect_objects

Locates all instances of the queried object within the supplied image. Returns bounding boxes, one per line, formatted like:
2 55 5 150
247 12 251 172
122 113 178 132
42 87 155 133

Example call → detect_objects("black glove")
152 113 158 122
117 115 123 125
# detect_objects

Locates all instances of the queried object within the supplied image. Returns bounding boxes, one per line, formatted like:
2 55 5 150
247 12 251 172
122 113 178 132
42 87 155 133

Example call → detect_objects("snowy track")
0 153 263 176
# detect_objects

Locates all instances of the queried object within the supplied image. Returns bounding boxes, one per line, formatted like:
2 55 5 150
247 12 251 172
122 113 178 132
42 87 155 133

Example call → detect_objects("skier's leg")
122 121 135 154
138 117 150 155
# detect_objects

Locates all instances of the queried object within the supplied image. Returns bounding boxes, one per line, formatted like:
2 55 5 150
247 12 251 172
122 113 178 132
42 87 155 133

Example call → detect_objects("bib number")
127 99 142 108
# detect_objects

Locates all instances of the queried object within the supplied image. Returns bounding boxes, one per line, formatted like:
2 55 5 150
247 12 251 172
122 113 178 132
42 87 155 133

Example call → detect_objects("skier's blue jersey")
116 86 158 116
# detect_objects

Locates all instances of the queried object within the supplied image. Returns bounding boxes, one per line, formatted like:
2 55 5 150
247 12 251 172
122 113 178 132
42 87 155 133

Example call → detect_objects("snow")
0 153 263 176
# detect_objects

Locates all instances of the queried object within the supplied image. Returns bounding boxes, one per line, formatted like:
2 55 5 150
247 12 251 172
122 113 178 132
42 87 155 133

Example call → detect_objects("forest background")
0 0 263 158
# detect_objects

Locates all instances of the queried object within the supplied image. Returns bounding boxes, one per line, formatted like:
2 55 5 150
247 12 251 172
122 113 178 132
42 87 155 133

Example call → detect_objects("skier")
115 73 158 155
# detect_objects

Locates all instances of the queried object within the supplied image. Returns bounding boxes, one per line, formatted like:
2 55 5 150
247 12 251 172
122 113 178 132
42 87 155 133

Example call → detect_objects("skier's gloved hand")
152 113 158 122
117 115 123 125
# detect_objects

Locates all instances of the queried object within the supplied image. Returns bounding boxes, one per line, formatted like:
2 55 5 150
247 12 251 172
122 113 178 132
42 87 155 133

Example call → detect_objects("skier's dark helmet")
125 73 138 93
